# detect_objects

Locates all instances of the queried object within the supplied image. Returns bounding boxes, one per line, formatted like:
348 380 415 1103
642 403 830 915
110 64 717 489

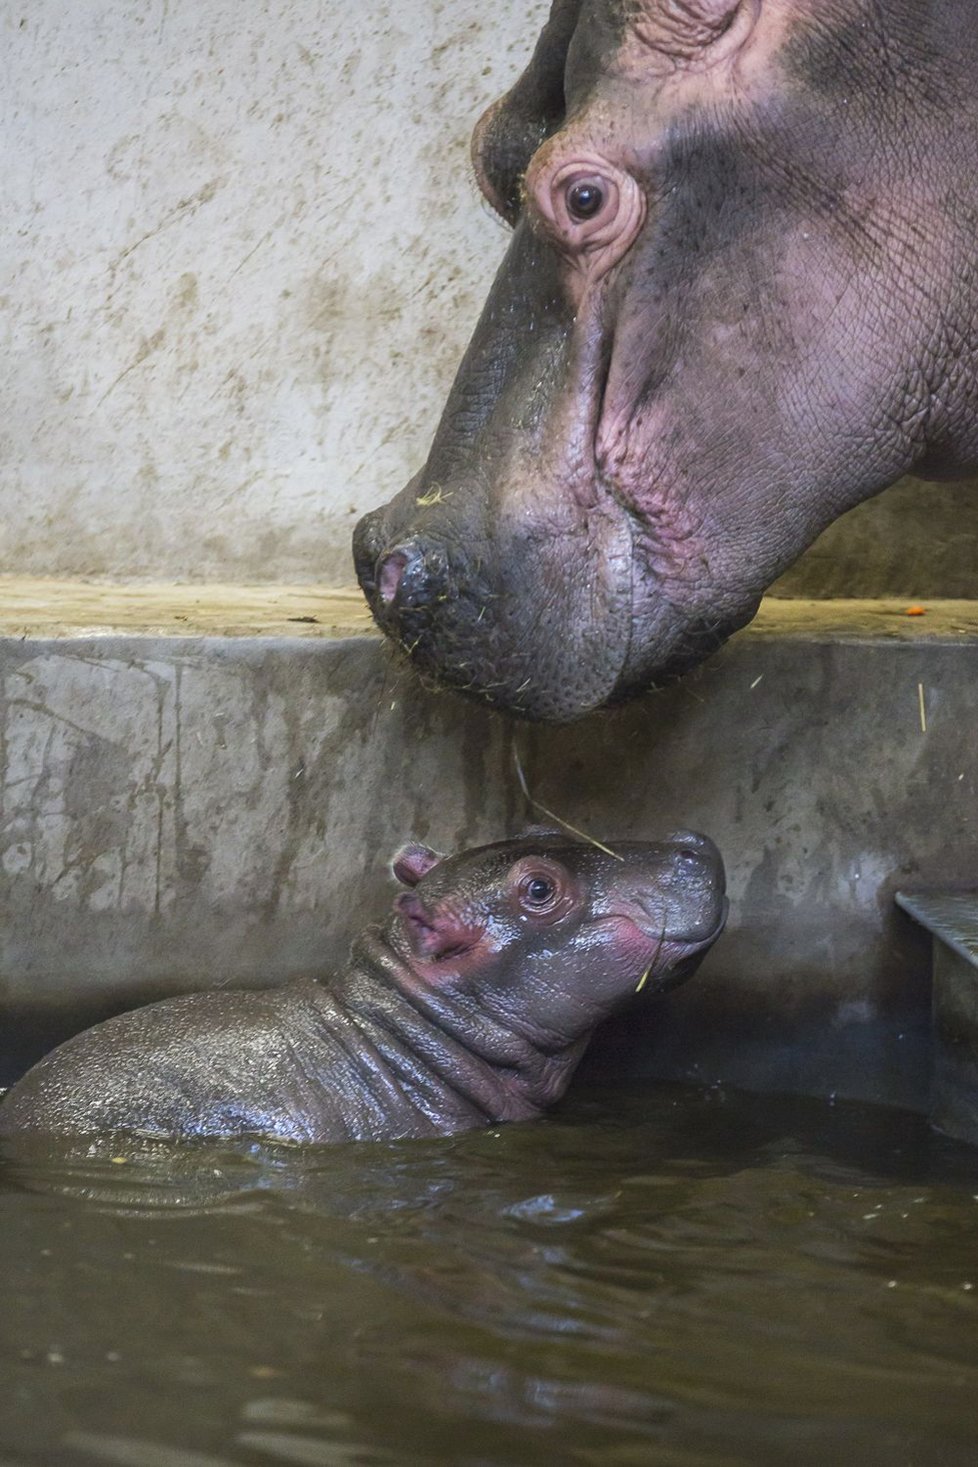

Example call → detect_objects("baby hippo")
0 831 726 1144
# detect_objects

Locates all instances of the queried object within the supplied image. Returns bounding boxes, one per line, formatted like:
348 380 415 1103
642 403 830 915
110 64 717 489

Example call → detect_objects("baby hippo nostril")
666 831 719 864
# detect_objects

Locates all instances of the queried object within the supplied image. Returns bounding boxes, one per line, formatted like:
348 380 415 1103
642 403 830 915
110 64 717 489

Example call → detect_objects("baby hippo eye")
515 865 566 915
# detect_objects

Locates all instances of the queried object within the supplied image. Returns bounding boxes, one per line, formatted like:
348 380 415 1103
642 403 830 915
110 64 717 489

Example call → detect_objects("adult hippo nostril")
377 548 412 607
375 541 441 616
354 505 444 621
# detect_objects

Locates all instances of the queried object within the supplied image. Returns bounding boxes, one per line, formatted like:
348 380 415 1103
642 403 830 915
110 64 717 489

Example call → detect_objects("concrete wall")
1 0 547 583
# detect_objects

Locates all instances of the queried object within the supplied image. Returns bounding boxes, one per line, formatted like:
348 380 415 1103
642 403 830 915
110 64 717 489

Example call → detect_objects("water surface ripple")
1 1084 977 1466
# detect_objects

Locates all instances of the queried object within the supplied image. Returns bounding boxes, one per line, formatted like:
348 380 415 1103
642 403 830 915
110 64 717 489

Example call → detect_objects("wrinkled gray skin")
355 0 978 721
0 832 725 1144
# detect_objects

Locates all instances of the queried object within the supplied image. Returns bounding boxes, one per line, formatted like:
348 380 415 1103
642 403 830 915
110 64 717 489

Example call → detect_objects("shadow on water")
1 1084 977 1467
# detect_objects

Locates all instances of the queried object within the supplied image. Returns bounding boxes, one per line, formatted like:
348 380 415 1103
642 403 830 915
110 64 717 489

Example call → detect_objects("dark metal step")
896 891 978 1147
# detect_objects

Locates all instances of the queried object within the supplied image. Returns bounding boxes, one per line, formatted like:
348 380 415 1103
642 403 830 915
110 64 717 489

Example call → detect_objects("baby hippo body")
0 832 726 1145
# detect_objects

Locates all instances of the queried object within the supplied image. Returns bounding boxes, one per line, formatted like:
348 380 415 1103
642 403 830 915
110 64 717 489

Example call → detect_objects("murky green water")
1 1084 977 1467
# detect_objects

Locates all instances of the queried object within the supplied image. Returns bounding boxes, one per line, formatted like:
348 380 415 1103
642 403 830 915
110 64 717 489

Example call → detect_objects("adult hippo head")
355 0 978 721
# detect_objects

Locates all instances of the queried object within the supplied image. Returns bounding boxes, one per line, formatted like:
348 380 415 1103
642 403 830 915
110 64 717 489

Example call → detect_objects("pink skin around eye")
529 152 647 300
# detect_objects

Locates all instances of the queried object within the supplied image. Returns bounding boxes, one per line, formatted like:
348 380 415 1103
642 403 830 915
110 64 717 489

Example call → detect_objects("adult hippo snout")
357 0 978 721
352 182 678 722
354 418 644 720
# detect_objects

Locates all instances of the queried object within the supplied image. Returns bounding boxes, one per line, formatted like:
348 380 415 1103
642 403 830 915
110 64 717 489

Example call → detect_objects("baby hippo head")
385 831 726 1050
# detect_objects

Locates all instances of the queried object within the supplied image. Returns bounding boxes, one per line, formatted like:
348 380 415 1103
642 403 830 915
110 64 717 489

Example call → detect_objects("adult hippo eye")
527 153 644 283
566 179 605 221
555 170 619 235
525 876 554 905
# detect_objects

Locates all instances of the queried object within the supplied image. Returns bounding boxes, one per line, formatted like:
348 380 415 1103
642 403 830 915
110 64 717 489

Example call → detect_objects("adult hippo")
0 831 726 1144
355 0 978 721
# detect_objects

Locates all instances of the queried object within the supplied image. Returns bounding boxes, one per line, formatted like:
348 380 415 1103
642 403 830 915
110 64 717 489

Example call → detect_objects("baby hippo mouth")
602 832 729 989
630 895 730 952
606 899 729 991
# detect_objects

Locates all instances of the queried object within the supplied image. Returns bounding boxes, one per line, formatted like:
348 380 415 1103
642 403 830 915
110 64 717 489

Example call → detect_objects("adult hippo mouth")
356 0 978 722
354 460 643 722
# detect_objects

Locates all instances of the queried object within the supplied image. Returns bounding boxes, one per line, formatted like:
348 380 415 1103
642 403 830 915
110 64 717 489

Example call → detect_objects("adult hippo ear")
470 0 582 225
630 0 753 61
392 843 445 888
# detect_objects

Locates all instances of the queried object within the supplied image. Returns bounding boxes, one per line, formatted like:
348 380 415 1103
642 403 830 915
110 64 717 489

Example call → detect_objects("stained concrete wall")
5 0 978 596
774 478 978 600
1 0 547 583
0 633 521 1081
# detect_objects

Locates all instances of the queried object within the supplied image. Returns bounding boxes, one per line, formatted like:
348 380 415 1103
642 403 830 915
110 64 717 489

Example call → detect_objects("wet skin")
0 832 726 1144
356 0 978 721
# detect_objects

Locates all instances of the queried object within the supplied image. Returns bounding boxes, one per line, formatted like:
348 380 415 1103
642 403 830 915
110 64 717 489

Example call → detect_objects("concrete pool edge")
3 577 978 643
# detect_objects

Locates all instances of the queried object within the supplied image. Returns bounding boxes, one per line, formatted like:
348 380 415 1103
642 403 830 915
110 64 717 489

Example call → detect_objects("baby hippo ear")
392 842 445 888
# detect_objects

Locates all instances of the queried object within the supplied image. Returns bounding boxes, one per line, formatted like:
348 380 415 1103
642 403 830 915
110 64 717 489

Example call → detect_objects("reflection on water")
1 1084 977 1466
